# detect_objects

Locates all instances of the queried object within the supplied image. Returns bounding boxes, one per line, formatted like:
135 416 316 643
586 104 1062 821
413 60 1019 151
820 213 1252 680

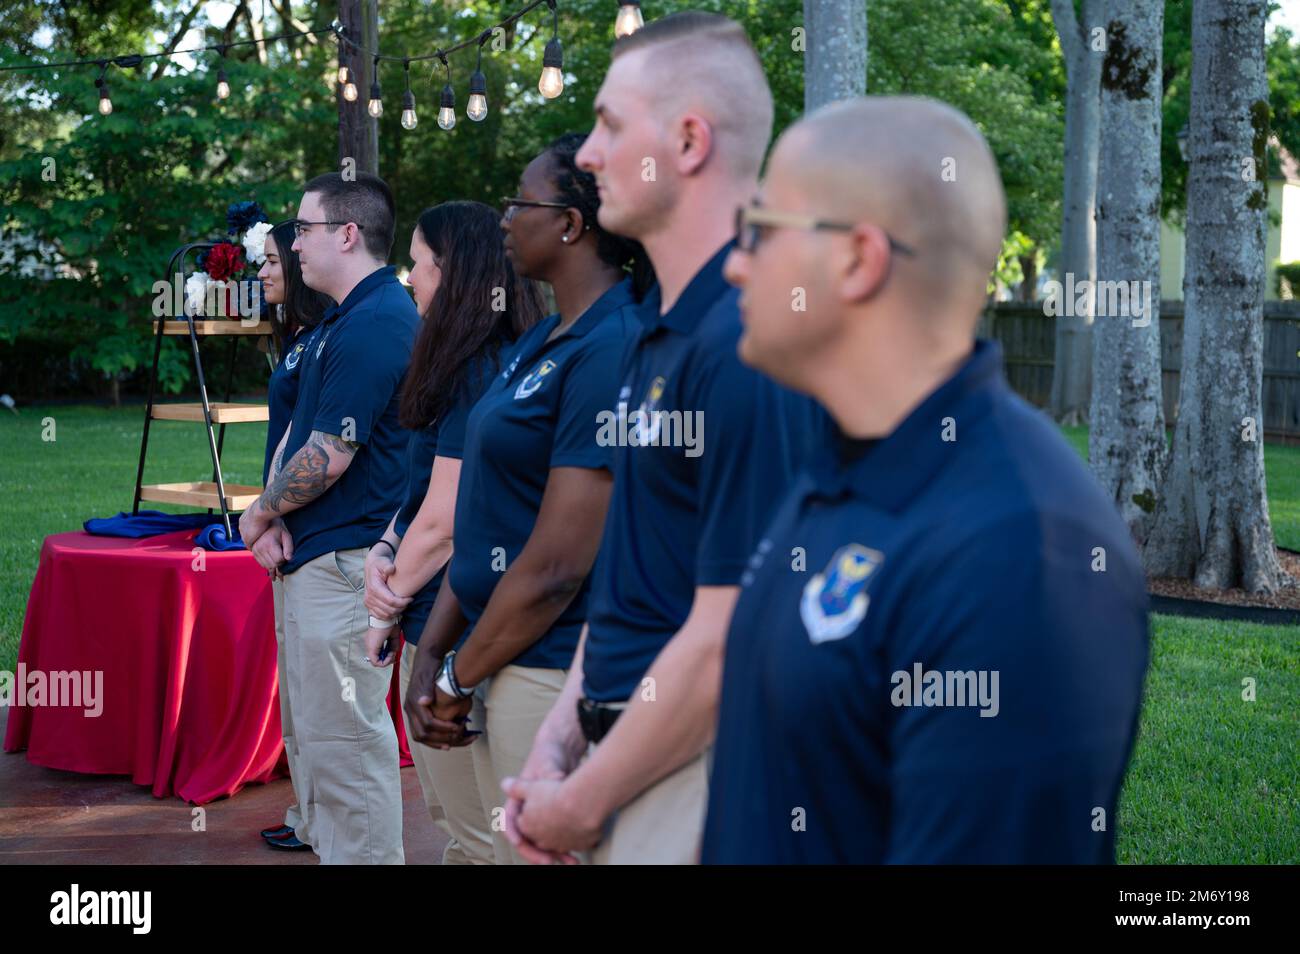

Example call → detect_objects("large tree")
803 0 868 111
1088 0 1166 541
337 0 378 174
1143 0 1284 593
1048 0 1101 424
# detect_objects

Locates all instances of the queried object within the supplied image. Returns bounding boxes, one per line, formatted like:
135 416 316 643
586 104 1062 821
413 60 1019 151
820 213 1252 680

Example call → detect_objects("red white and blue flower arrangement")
183 201 274 318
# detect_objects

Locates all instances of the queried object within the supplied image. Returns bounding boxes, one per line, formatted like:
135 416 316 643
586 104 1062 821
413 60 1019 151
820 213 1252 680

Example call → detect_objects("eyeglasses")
501 196 570 223
292 219 366 238
734 204 917 258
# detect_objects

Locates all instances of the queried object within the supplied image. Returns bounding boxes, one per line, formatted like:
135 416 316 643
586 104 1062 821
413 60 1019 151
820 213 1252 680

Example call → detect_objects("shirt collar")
556 277 636 341
321 265 398 324
806 339 1007 512
640 239 736 336
509 279 636 379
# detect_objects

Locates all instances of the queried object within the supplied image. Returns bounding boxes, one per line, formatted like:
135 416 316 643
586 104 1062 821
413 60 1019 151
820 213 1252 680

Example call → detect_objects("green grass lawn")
0 405 1296 863
1060 424 1300 551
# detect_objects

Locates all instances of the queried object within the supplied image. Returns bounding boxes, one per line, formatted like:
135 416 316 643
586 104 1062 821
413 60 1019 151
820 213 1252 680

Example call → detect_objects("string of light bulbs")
0 1 648 126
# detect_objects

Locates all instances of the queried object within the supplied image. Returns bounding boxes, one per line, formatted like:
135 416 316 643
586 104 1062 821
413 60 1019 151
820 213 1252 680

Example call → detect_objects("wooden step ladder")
132 242 273 538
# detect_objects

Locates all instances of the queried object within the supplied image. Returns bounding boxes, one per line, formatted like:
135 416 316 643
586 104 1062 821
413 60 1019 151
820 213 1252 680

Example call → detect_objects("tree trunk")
337 0 379 176
1088 0 1166 543
803 0 868 112
1018 251 1038 301
1143 0 1284 593
1049 0 1102 425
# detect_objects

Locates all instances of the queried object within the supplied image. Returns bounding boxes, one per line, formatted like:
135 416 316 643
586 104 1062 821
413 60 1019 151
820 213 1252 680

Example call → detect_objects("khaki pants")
272 579 311 843
590 746 711 865
281 548 404 865
471 664 569 865
398 641 495 865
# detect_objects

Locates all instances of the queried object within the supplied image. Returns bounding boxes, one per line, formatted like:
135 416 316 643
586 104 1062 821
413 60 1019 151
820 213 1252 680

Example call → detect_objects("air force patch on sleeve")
800 544 884 644
514 359 557 399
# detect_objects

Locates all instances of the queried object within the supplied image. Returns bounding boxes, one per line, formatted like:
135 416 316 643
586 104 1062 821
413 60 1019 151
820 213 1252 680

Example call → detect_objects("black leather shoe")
260 824 295 840
265 833 313 851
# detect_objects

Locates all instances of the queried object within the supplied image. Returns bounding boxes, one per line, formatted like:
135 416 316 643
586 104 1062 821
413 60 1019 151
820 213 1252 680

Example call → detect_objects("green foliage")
1274 260 1300 296
25 0 1300 394
1 4 334 395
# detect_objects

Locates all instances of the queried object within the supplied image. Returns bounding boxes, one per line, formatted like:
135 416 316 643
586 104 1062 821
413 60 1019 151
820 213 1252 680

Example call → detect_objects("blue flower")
226 200 268 235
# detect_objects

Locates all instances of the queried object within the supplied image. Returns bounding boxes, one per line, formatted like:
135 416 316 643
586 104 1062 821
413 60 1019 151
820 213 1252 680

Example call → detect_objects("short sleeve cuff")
312 415 371 445
695 557 748 586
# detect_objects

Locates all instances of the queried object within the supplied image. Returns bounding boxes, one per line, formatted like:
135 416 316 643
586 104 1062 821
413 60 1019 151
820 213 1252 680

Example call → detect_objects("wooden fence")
981 301 1300 443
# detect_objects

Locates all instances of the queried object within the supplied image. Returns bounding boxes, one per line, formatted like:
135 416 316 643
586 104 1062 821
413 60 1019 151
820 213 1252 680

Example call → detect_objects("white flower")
185 272 210 316
242 221 274 265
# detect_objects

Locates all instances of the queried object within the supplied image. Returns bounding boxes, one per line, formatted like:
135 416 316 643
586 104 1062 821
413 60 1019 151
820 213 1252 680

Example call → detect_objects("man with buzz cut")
239 171 417 865
501 11 823 865
703 96 1149 863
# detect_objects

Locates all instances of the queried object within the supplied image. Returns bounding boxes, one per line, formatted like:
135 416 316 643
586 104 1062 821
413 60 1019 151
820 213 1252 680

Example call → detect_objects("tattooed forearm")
259 430 358 514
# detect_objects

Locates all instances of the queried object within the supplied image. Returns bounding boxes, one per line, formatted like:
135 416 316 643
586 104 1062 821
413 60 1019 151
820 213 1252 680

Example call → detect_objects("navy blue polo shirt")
264 325 322 484
581 242 822 702
395 354 500 646
279 266 419 574
701 340 1150 864
448 279 641 670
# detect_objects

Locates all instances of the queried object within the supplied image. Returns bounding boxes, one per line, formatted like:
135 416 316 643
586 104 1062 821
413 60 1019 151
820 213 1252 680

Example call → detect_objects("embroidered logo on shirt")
284 341 306 371
800 544 884 644
514 359 557 399
635 375 667 442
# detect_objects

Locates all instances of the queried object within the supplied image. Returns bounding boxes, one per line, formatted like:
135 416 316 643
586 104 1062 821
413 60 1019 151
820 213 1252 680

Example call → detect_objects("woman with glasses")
252 219 332 852
362 200 545 864
403 132 651 864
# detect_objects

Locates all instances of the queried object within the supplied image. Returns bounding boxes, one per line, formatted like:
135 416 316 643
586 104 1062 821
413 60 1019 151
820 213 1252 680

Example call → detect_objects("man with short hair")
702 96 1149 863
501 12 821 865
239 171 417 864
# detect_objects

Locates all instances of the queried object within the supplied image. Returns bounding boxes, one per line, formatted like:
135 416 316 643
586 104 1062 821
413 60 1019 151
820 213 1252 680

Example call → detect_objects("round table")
3 530 411 803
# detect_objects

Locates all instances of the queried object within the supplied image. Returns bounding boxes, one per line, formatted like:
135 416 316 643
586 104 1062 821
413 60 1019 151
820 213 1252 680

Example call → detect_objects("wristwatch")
368 614 399 630
435 650 476 699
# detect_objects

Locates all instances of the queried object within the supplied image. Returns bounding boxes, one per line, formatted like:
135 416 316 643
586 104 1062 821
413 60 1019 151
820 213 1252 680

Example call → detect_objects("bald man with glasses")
703 95 1149 864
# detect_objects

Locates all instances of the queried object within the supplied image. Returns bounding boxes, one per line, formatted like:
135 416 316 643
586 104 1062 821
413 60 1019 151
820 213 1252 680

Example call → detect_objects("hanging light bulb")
215 45 230 99
438 84 456 130
95 63 112 115
400 59 417 129
614 1 644 38
367 56 383 117
467 72 488 122
339 64 358 101
338 65 350 85
539 4 564 99
467 40 488 122
435 54 455 130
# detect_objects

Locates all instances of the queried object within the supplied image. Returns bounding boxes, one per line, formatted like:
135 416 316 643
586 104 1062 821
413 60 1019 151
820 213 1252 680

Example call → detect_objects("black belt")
577 698 622 744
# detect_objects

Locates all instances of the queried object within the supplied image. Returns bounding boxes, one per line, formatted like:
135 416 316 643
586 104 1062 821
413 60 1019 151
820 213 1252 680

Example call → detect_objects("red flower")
204 242 246 282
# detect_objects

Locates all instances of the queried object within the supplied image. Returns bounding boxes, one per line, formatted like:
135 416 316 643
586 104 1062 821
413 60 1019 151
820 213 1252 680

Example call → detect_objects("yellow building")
1160 145 1300 299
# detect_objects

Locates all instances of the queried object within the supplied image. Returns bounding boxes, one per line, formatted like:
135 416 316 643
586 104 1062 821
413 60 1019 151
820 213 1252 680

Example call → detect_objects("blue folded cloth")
194 521 245 551
84 510 246 551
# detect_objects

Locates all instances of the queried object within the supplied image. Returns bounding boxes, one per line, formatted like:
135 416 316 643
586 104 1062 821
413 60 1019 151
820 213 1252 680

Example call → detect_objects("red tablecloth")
3 530 411 804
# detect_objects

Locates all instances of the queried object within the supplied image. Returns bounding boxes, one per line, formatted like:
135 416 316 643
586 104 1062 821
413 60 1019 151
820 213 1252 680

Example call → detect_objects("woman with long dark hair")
403 132 650 864
363 200 545 865
253 219 331 852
